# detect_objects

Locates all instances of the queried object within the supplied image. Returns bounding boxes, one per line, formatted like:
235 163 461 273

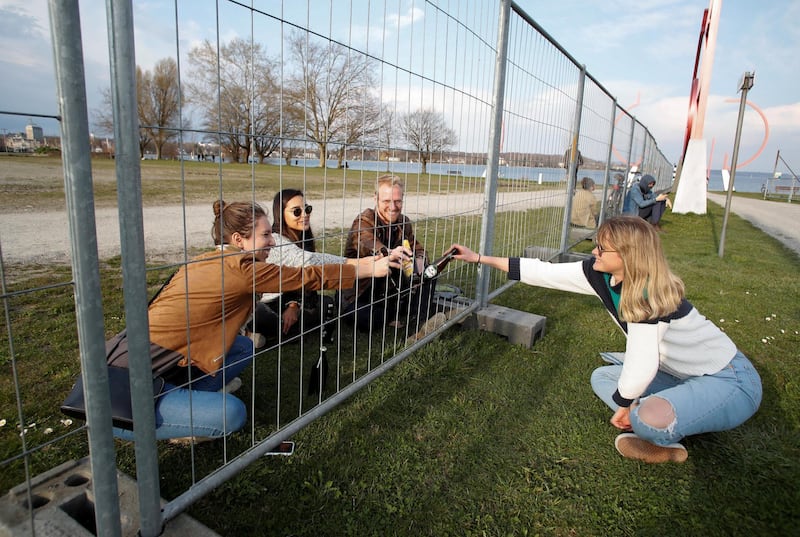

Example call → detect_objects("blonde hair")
375 174 404 194
596 216 684 322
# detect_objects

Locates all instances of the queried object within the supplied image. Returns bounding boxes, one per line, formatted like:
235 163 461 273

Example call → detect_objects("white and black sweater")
508 257 737 407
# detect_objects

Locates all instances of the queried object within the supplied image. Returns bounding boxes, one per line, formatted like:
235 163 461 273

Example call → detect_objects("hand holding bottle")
423 247 459 279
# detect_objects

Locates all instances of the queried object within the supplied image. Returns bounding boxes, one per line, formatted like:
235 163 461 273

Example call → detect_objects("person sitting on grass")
622 174 672 230
113 200 393 444
447 215 762 463
570 176 599 228
339 175 436 334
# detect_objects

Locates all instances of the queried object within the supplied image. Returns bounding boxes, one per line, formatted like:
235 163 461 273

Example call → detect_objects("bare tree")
94 84 154 158
143 58 183 159
400 109 457 174
332 94 389 168
378 107 396 171
93 59 182 159
187 38 280 164
285 32 382 168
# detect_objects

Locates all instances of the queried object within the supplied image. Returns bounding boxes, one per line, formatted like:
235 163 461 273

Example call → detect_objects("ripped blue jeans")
590 350 762 445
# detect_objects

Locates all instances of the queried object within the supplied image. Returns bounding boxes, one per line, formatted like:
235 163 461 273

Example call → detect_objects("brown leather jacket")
340 208 426 307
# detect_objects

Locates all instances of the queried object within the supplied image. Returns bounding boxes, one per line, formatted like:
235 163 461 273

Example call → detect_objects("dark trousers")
639 200 667 225
249 295 335 345
341 275 435 333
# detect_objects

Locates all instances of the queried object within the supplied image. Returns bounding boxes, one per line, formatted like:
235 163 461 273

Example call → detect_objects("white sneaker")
218 377 242 394
247 331 266 349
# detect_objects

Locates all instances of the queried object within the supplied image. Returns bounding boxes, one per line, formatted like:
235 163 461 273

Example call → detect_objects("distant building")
26 124 44 142
6 133 35 152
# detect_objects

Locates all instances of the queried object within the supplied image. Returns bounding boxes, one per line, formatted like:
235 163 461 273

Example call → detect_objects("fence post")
48 1 123 536
476 0 511 307
639 126 648 174
719 72 755 258
559 65 586 253
104 0 164 535
598 99 618 223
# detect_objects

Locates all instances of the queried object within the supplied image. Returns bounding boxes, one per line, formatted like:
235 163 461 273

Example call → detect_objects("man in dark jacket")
623 174 672 229
340 175 435 332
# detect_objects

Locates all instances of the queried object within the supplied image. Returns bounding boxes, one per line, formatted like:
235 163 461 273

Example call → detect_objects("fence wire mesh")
0 1 672 534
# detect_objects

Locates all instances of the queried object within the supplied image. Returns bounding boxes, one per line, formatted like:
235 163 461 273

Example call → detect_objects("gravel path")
0 190 570 265
3 191 795 265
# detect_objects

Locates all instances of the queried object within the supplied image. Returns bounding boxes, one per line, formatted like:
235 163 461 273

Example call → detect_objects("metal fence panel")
0 0 673 533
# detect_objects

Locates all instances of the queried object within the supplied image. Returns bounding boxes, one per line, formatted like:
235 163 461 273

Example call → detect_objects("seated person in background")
112 200 392 443
571 177 599 228
248 189 388 345
340 175 436 333
622 174 672 230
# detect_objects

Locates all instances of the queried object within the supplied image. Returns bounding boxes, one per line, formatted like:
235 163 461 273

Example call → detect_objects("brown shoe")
168 436 216 446
614 433 687 463
406 312 447 344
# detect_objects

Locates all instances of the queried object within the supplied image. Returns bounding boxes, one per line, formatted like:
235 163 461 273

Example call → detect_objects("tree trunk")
317 141 327 167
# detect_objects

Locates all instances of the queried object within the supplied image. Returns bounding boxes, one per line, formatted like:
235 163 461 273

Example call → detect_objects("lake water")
265 158 774 194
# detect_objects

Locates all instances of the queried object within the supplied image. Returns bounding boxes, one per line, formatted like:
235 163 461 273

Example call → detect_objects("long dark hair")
272 188 316 252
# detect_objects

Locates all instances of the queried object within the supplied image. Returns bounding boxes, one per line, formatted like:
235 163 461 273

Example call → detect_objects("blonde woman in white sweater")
449 216 761 464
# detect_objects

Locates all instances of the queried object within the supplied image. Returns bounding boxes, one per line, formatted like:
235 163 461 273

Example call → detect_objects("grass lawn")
0 154 542 212
190 204 798 536
1 156 798 535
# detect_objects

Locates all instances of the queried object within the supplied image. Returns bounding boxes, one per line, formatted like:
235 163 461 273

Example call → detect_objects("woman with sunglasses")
447 216 761 463
249 188 391 344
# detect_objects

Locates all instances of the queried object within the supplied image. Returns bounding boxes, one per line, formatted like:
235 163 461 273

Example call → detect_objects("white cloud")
387 6 424 29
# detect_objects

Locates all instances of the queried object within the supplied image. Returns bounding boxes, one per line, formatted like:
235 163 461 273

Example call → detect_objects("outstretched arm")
353 255 399 279
448 244 509 273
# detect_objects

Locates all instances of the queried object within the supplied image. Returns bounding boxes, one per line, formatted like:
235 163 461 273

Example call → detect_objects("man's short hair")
376 174 404 194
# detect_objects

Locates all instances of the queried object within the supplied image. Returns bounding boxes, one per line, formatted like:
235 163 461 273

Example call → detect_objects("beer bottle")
402 239 414 278
423 247 458 279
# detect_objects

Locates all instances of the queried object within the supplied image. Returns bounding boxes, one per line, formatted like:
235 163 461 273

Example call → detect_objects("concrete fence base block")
474 304 546 348
0 457 219 537
523 245 590 264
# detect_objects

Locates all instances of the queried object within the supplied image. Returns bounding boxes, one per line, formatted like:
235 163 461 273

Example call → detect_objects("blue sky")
1 0 796 172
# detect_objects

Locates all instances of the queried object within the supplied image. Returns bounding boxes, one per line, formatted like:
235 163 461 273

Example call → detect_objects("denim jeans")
590 350 762 445
114 335 254 441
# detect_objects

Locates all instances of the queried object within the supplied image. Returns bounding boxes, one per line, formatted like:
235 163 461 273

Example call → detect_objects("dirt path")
0 190 570 265
3 190 796 265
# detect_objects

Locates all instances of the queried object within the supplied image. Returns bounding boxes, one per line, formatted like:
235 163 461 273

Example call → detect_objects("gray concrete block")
475 304 546 348
523 245 591 264
0 457 219 537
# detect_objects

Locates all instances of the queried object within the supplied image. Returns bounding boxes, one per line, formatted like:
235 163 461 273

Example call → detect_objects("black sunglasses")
289 205 313 217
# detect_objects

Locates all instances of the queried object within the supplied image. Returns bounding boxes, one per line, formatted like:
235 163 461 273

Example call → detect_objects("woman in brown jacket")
114 200 392 443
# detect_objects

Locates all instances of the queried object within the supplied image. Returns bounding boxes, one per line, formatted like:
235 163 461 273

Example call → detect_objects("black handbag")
60 365 166 430
60 272 180 430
